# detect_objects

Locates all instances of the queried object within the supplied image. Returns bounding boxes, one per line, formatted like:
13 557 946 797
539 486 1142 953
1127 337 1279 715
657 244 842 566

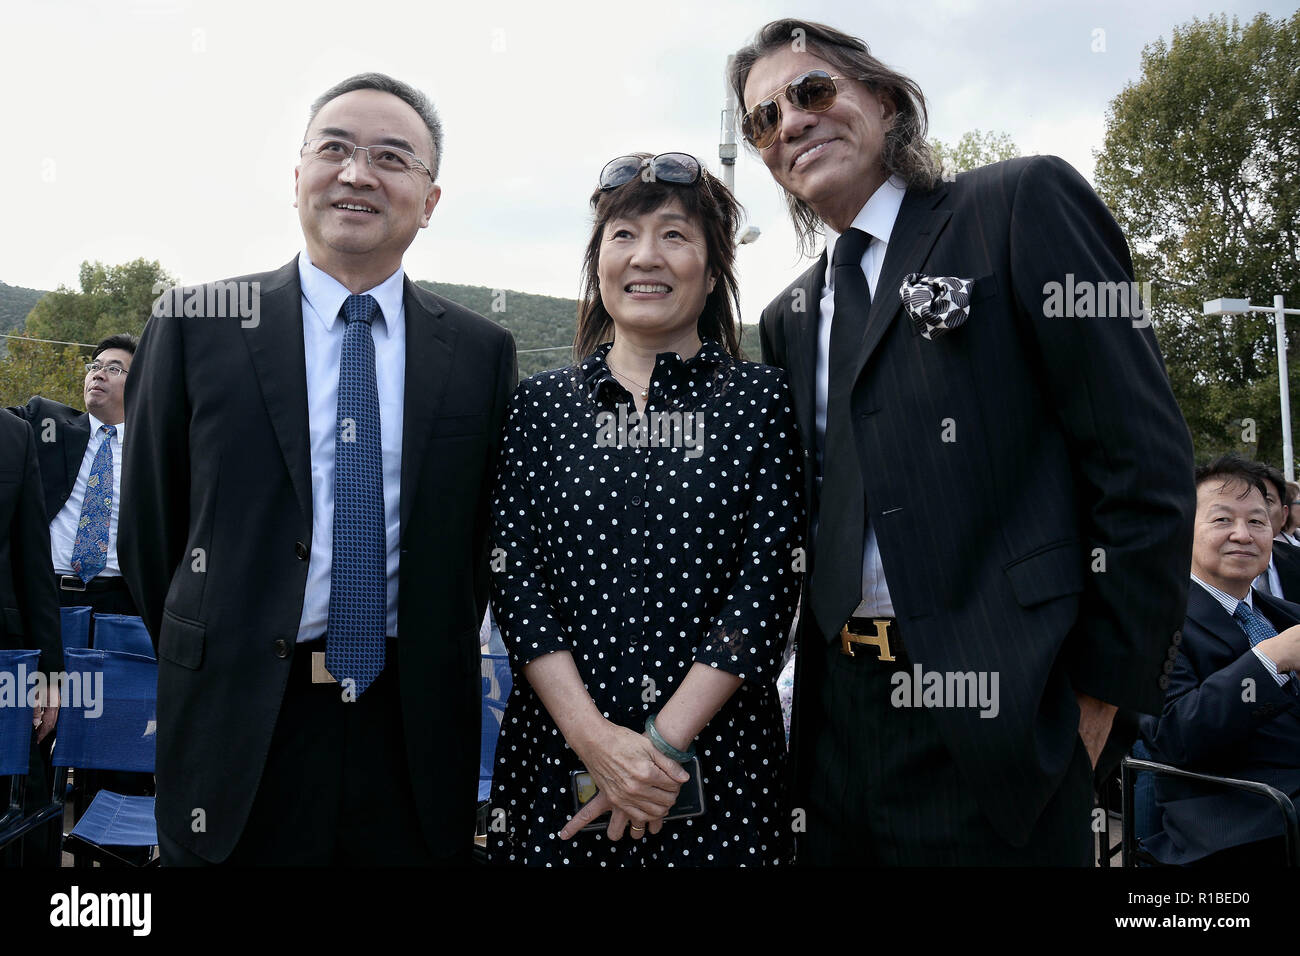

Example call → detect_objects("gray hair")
307 72 444 182
729 19 940 257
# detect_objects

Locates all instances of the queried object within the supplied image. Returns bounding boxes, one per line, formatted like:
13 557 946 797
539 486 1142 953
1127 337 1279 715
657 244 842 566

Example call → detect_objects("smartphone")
569 757 705 833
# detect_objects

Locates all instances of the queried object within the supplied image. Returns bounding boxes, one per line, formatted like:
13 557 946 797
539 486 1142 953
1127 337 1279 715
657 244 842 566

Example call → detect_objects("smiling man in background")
121 73 516 865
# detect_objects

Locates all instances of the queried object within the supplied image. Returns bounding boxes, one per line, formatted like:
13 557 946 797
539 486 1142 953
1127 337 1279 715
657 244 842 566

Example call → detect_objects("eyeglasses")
741 70 846 150
85 362 127 377
598 152 702 191
300 137 434 183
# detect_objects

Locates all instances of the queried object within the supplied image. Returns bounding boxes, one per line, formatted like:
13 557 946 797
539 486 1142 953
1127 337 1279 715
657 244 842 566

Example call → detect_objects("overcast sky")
1 0 1293 327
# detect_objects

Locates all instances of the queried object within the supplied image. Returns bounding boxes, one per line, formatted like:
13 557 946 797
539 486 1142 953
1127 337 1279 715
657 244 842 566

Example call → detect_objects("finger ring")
630 824 645 833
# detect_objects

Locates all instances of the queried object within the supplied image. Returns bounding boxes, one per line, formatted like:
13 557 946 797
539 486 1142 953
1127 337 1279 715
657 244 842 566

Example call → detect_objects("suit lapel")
243 258 313 522
855 184 952 377
399 278 457 536
786 257 825 446
1185 583 1252 657
64 414 90 499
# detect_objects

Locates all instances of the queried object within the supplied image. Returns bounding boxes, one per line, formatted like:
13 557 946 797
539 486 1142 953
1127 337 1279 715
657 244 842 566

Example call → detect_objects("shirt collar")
579 339 729 403
298 250 405 337
86 412 123 442
823 175 907 268
1191 573 1253 616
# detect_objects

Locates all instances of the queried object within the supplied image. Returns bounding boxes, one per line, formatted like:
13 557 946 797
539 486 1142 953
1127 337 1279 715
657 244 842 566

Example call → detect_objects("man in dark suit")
0 412 63 865
1142 454 1300 865
1244 460 1300 601
119 73 516 864
8 334 139 618
730 19 1195 863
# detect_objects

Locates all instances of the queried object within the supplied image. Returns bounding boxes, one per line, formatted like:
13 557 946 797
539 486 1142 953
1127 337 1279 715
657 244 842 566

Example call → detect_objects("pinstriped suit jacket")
760 156 1196 845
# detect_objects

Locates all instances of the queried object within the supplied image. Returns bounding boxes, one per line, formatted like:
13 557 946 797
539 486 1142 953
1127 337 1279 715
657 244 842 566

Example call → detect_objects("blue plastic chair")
0 650 40 850
60 606 92 655
92 613 155 659
52 647 158 864
479 653 512 802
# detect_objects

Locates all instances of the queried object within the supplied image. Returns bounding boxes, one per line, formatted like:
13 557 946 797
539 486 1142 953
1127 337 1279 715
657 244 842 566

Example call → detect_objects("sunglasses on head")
741 70 846 150
598 152 702 191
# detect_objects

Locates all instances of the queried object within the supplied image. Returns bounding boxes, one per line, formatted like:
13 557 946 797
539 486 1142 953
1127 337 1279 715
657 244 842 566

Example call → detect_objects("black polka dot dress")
487 340 805 866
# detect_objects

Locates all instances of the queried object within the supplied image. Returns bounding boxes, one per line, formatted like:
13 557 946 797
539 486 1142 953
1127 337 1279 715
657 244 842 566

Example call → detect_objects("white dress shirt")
816 176 906 618
50 413 124 577
1191 575 1291 686
1251 558 1283 599
296 252 405 642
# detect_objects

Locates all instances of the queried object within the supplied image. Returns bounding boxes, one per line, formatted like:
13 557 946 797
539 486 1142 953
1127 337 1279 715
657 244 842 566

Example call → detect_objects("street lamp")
1203 294 1300 481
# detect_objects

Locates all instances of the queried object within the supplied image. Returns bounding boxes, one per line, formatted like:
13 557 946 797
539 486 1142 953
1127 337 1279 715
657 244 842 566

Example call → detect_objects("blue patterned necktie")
1234 601 1297 689
69 424 117 582
326 294 386 696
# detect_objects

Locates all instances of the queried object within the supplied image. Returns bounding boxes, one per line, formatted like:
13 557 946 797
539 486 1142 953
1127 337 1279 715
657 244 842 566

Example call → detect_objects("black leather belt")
839 616 904 661
296 637 398 685
56 573 129 593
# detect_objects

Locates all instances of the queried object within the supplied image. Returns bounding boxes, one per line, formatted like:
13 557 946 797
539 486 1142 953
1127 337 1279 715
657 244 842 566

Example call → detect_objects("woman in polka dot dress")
488 153 804 865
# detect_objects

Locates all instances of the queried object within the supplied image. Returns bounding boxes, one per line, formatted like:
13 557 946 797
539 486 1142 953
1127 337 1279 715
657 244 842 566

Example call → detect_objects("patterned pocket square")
899 273 975 340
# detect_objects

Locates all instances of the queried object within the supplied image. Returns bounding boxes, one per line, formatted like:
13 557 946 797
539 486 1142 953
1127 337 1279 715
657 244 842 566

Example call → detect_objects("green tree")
0 258 174 408
930 129 1020 176
1094 12 1300 468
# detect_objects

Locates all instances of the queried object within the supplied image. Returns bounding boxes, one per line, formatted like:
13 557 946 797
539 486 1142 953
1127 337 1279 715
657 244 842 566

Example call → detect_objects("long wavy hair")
573 157 744 363
729 19 941 257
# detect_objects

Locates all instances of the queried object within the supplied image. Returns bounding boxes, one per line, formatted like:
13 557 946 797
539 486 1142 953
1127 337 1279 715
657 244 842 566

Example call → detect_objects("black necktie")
810 227 872 640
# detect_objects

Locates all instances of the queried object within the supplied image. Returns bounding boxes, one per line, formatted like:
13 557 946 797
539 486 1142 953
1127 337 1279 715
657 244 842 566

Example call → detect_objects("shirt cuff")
1251 644 1291 687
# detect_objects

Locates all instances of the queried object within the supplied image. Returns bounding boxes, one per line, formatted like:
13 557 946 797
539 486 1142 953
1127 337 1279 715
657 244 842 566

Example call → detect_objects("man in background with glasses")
6 332 140 864
731 19 1195 864
120 73 516 865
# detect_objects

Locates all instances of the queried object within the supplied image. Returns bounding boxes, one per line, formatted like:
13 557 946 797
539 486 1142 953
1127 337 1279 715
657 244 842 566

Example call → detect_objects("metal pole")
720 55 738 193
1276 294 1294 482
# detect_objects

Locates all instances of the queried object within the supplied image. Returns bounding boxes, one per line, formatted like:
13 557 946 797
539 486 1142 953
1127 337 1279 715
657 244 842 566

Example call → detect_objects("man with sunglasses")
120 73 517 865
731 20 1195 864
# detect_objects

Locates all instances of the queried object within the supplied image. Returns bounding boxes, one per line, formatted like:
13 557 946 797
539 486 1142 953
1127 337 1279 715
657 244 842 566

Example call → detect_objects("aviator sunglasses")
741 70 846 150
598 152 703 192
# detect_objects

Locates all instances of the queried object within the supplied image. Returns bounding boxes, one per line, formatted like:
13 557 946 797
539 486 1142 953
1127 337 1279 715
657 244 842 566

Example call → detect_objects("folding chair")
60 606 92 655
0 650 39 851
473 651 512 861
52 647 159 866
1121 756 1300 867
91 613 155 659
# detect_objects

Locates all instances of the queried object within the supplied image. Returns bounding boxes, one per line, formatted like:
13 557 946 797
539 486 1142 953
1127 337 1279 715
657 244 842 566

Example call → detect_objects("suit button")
1172 630 1182 645
273 639 289 658
804 449 812 459
1158 675 1169 690
295 541 309 561
1167 644 1180 661
1162 659 1176 674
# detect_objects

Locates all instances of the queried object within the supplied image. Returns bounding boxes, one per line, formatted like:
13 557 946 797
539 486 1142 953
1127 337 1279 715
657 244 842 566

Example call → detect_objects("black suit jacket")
1270 539 1300 602
6 397 92 524
0 411 62 672
119 257 517 863
1141 585 1300 864
759 156 1195 845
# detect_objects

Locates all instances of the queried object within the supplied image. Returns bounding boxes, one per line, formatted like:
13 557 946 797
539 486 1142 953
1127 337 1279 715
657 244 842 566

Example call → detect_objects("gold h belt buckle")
840 619 896 660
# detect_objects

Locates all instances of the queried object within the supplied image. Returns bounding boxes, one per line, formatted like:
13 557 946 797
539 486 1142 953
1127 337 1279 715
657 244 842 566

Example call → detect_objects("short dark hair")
728 19 940 257
573 156 743 362
1239 458 1287 506
1194 453 1269 503
92 333 138 362
307 72 444 182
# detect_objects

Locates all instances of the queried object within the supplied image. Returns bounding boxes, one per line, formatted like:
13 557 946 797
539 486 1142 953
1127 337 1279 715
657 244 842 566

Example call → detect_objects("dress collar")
579 339 729 403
